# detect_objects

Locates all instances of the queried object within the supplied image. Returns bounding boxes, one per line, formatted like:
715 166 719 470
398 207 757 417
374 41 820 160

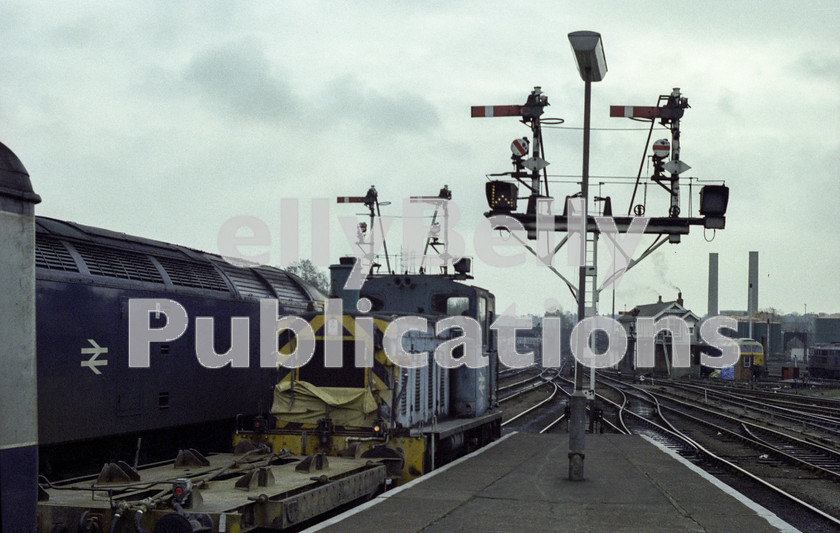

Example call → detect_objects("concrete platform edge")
641 435 799 533
303 432 519 532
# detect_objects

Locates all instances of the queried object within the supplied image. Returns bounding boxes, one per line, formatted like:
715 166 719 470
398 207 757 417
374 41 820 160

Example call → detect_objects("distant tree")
286 259 329 294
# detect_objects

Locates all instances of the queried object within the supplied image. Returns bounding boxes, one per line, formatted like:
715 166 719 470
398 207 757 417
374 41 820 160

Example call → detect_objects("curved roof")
0 141 41 204
35 216 325 311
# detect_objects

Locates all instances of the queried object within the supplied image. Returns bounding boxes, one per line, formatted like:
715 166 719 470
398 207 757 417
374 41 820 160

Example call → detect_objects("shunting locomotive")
235 187 502 484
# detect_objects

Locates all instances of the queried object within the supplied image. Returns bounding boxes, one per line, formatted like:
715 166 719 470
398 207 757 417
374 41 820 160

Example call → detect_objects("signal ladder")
583 231 599 317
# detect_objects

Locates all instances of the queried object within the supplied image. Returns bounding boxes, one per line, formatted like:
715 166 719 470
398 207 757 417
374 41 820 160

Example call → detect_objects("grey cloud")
715 89 740 119
183 39 299 122
790 52 840 83
325 75 441 135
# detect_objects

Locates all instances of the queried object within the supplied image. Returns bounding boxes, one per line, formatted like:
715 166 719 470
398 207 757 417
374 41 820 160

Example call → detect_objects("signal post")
472 33 729 482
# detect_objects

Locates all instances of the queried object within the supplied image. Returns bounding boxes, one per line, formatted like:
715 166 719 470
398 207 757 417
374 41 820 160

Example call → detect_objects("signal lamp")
485 181 518 212
453 258 471 275
700 185 729 229
700 185 729 216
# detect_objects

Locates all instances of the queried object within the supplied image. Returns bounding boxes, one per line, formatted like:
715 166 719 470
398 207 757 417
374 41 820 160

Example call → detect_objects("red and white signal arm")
510 137 529 157
337 196 366 204
652 139 670 159
471 105 521 118
609 105 659 119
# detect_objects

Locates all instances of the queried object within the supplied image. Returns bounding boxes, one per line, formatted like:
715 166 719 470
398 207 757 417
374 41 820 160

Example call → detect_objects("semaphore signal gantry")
475 86 730 242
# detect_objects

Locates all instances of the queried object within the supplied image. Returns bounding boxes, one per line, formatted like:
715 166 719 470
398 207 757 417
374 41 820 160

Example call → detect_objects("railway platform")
307 432 796 533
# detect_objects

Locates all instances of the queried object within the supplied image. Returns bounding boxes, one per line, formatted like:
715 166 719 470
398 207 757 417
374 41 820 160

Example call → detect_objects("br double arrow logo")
81 339 108 375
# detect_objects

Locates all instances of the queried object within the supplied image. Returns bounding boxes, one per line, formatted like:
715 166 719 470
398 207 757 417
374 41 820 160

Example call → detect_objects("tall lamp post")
567 31 607 481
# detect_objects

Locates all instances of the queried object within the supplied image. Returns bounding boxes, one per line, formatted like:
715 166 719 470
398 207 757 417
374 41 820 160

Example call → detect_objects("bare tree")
286 259 329 294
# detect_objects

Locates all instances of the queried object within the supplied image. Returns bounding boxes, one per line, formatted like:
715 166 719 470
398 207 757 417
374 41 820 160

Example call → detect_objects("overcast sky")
2 1 838 317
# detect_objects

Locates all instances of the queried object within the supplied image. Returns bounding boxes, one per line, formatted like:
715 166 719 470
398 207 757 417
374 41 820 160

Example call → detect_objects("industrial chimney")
748 251 759 339
708 253 718 316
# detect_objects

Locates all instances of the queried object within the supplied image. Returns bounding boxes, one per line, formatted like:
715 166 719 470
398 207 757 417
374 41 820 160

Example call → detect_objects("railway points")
596 373 840 530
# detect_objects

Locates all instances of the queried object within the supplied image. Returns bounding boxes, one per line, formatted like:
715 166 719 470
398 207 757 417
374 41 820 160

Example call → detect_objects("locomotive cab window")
446 296 470 317
479 297 488 345
298 340 366 388
431 294 471 317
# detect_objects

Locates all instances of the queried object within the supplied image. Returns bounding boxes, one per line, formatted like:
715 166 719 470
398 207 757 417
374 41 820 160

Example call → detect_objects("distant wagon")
713 339 763 381
808 343 840 379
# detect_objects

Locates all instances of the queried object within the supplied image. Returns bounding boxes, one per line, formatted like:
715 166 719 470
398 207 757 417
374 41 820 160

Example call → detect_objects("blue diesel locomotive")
35 216 325 475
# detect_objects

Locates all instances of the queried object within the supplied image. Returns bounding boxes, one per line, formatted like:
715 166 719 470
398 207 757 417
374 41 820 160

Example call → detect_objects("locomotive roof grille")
213 261 274 299
256 267 311 301
155 255 228 292
72 241 164 284
33 216 324 304
35 234 79 272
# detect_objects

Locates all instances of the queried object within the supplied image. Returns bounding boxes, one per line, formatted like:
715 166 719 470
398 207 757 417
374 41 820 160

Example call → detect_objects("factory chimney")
748 251 759 339
708 253 718 316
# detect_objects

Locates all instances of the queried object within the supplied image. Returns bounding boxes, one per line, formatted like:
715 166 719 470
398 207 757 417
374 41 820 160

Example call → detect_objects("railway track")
494 368 840 529
498 368 555 403
597 376 700 457
664 381 840 438
498 365 538 380
502 379 563 429
502 372 624 435
597 374 840 531
691 381 840 409
531 376 623 435
650 387 840 482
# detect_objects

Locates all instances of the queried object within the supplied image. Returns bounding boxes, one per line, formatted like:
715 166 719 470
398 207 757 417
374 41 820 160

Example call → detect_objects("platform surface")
308 432 796 533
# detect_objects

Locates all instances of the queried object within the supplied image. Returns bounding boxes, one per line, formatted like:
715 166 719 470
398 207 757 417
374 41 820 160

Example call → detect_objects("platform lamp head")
568 31 607 82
